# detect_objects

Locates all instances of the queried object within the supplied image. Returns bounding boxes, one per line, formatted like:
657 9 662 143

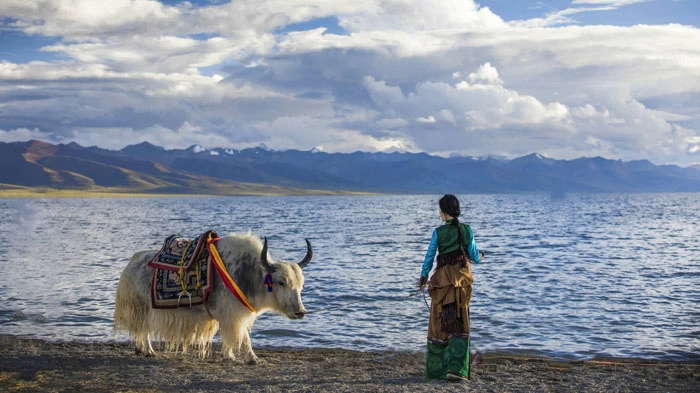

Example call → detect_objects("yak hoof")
135 346 155 357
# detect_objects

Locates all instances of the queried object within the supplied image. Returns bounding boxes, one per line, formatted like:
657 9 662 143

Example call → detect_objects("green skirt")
425 336 470 380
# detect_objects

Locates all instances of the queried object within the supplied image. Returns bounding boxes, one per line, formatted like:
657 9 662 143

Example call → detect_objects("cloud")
360 57 698 163
0 127 53 143
364 65 571 131
2 0 181 39
0 0 698 165
468 62 503 85
513 0 651 27
254 115 414 152
361 67 574 155
416 116 436 124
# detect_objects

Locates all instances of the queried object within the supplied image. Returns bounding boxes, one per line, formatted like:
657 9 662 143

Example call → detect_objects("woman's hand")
418 275 428 289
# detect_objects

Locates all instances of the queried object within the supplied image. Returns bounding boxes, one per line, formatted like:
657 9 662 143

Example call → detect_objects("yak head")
258 237 312 320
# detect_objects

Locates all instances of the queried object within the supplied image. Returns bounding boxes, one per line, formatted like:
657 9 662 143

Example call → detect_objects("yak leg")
144 334 155 357
218 321 259 364
240 330 259 365
135 331 155 357
217 322 238 361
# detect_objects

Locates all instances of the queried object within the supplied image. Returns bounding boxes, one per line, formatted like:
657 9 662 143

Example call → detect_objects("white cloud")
361 59 697 162
365 65 571 132
513 0 651 27
254 115 414 152
377 118 409 129
688 137 700 153
571 104 625 125
0 0 698 165
41 36 261 74
0 127 53 143
437 109 456 125
2 0 181 39
468 62 502 85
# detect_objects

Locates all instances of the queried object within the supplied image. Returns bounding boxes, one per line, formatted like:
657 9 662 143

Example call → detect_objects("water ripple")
0 194 698 360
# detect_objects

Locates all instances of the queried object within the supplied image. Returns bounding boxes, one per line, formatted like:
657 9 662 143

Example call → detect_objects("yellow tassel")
178 240 193 296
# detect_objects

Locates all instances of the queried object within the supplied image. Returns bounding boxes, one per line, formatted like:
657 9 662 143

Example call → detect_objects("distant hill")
1 140 699 195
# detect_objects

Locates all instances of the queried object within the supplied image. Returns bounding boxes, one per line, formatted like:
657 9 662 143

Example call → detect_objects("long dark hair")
439 194 466 254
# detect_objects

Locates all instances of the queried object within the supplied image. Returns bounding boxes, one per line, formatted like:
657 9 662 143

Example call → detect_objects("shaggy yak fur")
114 232 311 364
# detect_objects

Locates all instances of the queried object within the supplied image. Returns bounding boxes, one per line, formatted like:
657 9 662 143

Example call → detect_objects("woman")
418 194 482 382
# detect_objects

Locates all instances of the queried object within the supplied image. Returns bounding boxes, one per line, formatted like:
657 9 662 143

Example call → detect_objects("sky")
0 0 699 166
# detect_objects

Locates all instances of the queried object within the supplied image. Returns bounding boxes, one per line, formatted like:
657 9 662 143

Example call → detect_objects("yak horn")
260 237 276 273
298 239 313 269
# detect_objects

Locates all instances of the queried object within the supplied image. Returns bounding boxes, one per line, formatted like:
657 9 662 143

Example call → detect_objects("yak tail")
113 269 149 336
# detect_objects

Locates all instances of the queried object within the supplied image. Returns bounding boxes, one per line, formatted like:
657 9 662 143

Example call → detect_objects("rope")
409 288 431 312
422 288 430 311
305 299 367 315
308 289 430 316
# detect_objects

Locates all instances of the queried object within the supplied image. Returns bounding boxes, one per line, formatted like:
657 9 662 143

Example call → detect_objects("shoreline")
1 335 698 393
0 186 378 199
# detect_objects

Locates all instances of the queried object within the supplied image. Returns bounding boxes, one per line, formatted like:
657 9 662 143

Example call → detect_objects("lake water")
0 194 698 361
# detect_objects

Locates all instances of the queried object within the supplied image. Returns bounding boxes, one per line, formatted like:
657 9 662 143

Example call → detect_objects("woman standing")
418 194 482 382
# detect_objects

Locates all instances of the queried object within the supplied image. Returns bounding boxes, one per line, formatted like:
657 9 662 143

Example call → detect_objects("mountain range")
1 140 699 195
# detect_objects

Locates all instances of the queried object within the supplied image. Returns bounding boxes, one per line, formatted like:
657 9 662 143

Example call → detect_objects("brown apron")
427 256 473 341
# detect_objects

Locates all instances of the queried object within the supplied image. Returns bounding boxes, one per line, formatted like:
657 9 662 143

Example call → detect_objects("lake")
0 193 698 360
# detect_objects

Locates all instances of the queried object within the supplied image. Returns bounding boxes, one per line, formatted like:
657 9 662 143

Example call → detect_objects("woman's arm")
467 227 481 263
421 229 438 277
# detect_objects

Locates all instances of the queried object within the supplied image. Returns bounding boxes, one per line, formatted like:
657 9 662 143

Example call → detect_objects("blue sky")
0 0 699 166
481 0 698 25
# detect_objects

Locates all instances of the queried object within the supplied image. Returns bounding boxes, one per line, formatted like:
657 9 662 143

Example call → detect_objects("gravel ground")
1 335 698 393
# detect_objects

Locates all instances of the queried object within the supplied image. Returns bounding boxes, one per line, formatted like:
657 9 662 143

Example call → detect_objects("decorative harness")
206 232 257 313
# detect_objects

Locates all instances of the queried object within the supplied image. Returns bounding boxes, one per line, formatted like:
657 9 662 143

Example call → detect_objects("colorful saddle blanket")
147 230 217 309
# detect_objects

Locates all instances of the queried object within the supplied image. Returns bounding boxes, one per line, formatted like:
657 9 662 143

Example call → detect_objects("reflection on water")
0 194 698 360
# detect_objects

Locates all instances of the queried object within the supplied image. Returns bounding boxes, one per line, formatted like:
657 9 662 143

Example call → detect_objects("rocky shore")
1 335 698 393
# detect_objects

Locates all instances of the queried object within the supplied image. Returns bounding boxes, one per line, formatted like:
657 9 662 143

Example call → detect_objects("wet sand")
1 335 698 393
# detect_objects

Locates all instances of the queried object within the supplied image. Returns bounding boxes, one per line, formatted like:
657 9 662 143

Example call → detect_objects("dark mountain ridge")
1 140 698 194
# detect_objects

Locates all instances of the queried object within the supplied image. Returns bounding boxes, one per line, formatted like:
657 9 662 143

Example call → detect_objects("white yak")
114 233 312 364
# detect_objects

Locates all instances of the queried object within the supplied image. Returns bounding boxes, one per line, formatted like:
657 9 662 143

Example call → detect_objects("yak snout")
286 302 306 319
